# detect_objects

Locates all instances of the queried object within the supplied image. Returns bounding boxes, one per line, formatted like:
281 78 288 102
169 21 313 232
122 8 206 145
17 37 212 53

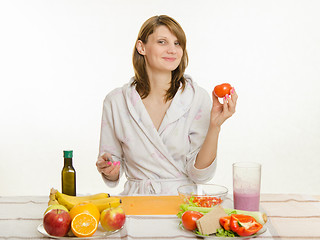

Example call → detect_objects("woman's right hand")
96 152 121 181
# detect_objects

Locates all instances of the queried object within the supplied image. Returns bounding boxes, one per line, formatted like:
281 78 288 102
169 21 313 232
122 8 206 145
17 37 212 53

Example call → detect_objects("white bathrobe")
99 75 217 195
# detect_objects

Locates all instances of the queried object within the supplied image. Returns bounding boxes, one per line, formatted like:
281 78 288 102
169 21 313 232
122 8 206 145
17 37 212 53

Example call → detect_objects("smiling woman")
137 25 183 81
95 15 238 195
132 15 188 101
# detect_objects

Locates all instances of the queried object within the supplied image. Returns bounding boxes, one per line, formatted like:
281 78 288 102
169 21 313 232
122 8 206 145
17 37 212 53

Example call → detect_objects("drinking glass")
233 162 261 211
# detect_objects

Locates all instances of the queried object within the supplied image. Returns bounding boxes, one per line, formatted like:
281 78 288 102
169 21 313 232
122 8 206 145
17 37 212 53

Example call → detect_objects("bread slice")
196 205 228 235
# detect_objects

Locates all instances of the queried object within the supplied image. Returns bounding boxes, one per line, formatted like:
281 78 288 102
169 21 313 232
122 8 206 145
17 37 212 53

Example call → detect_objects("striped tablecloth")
0 194 319 239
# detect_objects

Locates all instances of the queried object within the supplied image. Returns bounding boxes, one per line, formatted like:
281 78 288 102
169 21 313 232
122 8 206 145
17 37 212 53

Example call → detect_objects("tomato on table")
181 211 203 231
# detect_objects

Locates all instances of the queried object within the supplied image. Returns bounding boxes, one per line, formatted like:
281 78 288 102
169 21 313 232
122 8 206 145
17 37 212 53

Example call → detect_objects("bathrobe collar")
123 76 195 162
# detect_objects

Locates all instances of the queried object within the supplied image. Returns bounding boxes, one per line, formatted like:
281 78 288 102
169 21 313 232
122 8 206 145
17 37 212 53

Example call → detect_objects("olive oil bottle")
61 150 76 196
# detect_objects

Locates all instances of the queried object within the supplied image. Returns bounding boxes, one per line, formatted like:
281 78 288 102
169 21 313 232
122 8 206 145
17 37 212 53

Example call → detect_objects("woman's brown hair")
132 15 189 101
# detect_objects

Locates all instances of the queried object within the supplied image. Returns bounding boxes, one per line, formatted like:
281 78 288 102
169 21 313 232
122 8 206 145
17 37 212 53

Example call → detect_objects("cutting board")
120 195 183 215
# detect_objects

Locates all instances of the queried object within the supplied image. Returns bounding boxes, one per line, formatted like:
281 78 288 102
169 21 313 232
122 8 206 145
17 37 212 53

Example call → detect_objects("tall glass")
233 162 261 211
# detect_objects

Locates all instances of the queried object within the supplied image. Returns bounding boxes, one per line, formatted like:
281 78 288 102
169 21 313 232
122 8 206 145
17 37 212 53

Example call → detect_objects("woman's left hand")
210 87 238 127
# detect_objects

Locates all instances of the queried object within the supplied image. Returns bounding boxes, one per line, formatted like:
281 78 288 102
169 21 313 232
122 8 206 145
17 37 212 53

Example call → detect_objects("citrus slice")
71 213 98 238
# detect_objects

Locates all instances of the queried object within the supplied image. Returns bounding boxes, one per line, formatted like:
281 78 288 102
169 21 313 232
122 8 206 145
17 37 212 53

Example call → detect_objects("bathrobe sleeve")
99 90 125 187
185 86 217 183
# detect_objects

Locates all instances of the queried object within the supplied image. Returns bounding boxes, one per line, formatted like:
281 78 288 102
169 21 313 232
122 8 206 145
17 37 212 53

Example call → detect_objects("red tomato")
213 83 232 98
181 211 203 231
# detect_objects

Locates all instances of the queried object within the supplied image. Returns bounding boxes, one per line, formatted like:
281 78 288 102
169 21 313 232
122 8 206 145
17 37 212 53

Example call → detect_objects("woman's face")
138 25 183 75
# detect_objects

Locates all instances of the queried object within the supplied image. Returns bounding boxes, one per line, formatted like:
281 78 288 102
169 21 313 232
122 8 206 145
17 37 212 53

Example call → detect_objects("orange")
69 202 100 223
71 213 98 238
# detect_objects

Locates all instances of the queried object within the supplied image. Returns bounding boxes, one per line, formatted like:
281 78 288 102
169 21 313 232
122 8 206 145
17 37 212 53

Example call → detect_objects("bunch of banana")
48 188 60 205
49 188 121 212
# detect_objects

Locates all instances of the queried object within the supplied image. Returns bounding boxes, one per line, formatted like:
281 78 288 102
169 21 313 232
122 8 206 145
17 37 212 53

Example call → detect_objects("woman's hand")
210 87 238 127
96 152 121 181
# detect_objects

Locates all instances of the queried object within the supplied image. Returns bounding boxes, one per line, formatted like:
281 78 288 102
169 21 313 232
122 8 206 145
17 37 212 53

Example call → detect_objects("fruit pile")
43 188 126 237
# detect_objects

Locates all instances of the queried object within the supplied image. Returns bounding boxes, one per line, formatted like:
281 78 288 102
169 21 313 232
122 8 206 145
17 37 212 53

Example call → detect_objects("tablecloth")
0 194 319 239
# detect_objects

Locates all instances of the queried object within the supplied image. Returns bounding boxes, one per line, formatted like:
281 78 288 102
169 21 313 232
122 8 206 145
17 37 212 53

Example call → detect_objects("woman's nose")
167 43 177 54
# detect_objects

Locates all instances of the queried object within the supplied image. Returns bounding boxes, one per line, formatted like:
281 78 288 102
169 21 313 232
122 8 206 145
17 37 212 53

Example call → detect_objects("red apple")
43 209 71 237
44 204 69 215
100 206 126 231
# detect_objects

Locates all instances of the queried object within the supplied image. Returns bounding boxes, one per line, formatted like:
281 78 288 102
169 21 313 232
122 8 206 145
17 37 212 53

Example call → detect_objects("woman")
96 15 237 195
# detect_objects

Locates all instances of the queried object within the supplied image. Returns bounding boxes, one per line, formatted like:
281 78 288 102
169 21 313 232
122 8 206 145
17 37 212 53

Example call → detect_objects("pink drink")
233 191 260 211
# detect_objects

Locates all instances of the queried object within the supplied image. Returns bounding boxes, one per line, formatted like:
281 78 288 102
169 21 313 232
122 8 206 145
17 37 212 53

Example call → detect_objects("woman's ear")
136 40 145 55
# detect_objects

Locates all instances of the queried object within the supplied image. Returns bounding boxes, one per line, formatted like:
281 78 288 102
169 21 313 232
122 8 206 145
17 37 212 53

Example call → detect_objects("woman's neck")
147 70 171 102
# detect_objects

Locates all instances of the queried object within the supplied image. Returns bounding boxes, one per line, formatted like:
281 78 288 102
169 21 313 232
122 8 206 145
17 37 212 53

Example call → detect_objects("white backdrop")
1 0 319 196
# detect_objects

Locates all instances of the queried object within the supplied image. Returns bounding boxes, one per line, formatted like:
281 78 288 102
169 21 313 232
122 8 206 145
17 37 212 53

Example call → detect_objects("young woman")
96 15 238 195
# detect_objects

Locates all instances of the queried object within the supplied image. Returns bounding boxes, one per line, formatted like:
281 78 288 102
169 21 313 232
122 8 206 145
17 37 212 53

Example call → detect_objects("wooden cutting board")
119 195 183 215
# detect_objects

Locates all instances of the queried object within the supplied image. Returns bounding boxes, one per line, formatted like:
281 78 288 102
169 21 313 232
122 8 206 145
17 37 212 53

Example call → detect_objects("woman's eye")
158 40 166 44
175 42 180 46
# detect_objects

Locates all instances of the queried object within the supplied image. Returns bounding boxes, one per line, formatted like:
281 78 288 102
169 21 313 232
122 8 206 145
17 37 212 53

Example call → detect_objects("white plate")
37 223 123 239
180 224 267 239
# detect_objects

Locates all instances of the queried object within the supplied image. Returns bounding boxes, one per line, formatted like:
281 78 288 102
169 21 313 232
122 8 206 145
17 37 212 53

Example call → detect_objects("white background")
1 0 319 196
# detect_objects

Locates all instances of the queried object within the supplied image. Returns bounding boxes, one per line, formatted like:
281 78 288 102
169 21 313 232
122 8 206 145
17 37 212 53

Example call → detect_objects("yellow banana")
87 197 122 212
54 189 111 210
48 188 60 206
56 191 110 202
48 198 60 206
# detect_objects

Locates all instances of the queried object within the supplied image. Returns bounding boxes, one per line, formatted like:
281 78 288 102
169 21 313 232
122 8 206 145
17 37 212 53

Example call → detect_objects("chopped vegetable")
229 214 263 236
189 196 222 207
219 216 231 231
194 229 209 236
216 228 238 237
178 204 267 225
177 202 267 238
178 204 213 216
224 208 267 225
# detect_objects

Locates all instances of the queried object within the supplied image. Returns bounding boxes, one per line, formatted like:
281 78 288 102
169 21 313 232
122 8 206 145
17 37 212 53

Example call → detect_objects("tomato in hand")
181 211 203 231
213 83 232 98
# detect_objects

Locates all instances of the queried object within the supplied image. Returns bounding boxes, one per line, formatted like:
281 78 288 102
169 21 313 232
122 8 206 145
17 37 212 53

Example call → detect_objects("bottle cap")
63 150 73 158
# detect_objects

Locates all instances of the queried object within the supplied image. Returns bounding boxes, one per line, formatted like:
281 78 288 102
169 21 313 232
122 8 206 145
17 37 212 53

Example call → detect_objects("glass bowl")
177 184 228 207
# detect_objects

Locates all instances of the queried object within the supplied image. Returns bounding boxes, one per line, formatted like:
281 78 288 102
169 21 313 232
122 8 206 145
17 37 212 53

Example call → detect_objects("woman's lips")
163 57 176 62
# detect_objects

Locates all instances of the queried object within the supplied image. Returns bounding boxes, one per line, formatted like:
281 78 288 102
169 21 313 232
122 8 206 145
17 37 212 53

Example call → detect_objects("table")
1 194 320 239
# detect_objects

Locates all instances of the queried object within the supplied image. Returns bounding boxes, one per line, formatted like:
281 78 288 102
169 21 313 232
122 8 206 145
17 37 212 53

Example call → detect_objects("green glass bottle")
61 150 76 196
